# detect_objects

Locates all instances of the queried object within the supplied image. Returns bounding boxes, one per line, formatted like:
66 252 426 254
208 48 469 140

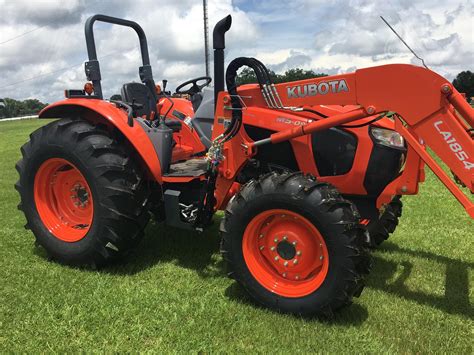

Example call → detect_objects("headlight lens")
370 127 405 149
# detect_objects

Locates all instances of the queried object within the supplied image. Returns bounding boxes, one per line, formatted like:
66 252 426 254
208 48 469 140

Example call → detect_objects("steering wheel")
175 76 212 95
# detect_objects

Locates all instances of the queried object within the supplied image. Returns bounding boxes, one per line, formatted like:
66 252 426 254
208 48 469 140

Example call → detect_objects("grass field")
0 119 472 353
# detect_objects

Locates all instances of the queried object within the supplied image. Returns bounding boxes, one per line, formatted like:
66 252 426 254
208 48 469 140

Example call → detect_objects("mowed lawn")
0 119 472 353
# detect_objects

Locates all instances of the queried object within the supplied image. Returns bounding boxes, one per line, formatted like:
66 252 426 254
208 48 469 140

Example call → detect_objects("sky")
0 0 472 103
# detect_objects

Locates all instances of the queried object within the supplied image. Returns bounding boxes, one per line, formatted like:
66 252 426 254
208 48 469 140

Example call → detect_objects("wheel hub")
276 239 296 260
242 209 329 298
71 184 90 208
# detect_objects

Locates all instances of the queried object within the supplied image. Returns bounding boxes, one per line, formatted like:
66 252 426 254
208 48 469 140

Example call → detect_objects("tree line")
0 98 48 119
0 70 472 119
236 67 329 85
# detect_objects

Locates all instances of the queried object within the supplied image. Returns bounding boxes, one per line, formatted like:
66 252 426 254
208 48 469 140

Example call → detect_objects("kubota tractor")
16 14 473 316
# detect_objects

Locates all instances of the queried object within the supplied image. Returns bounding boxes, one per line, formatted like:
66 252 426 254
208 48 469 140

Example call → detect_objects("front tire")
220 172 371 317
15 118 151 267
367 196 403 248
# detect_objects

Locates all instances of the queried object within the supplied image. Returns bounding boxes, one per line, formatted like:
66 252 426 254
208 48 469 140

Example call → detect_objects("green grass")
0 119 472 353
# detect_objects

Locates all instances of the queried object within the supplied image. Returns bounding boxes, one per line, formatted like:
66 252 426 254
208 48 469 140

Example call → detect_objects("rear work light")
370 127 406 149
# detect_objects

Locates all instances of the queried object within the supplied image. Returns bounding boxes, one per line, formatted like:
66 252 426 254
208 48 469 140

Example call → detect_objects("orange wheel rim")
242 209 329 298
34 158 93 242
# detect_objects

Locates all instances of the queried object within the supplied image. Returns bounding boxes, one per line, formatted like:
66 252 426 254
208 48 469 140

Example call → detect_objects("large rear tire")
15 118 151 267
220 172 371 317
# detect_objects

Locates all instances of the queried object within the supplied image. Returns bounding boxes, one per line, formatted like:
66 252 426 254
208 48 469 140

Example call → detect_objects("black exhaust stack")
213 15 232 109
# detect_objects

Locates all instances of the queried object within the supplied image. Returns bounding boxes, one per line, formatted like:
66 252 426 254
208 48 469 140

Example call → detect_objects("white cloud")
0 0 259 102
0 0 472 103
1 0 86 27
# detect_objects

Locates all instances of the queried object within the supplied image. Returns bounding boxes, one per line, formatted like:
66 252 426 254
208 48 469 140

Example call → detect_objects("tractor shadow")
224 282 369 325
104 218 225 279
368 241 473 319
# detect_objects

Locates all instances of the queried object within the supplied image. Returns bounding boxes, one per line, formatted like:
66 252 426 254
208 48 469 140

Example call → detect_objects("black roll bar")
84 14 154 99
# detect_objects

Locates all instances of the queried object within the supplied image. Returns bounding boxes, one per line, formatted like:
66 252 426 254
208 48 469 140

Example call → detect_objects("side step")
163 190 194 230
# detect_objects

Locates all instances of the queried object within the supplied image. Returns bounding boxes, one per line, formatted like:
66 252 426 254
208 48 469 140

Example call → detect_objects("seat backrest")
121 82 153 118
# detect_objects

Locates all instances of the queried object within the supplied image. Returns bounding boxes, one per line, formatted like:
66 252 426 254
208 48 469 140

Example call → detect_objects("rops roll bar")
84 14 154 99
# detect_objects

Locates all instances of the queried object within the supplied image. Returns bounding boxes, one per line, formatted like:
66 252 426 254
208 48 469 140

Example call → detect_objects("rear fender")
39 98 162 183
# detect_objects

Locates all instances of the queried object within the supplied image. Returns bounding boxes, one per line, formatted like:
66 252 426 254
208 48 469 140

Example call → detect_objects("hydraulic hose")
224 57 271 142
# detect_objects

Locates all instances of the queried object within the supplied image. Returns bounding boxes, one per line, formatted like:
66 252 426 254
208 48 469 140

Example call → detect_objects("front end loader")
16 14 473 317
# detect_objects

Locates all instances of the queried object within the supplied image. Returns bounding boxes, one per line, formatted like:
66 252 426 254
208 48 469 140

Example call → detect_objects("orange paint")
242 209 329 297
34 158 93 242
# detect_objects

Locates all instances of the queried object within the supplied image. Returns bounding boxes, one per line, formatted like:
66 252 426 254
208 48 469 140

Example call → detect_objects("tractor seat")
121 82 182 133
121 82 154 118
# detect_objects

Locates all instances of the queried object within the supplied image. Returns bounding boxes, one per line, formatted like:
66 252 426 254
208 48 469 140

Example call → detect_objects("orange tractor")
16 14 473 316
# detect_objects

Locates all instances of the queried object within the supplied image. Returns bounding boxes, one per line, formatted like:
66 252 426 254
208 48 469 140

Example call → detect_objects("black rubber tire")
367 196 403 248
220 172 372 317
15 118 151 267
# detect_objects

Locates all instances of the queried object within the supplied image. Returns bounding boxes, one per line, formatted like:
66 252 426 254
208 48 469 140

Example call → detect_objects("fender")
39 98 162 183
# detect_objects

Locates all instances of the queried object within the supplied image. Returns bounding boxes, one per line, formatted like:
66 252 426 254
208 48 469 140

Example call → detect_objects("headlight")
370 127 405 149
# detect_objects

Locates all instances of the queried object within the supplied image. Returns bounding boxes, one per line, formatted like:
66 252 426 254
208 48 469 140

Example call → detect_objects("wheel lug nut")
270 246 275 251
274 256 279 261
274 238 278 243
293 259 298 265
259 234 264 239
282 272 287 278
259 246 264 251
284 261 288 266
296 251 302 256
295 275 299 280
283 236 288 241
320 255 323 260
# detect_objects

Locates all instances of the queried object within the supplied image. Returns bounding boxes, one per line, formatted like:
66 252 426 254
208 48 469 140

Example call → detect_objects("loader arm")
234 64 473 217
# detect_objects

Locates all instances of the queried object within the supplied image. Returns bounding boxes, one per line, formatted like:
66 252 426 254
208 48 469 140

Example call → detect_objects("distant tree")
0 98 48 119
236 67 276 85
276 68 327 83
236 67 327 86
22 99 47 114
452 71 474 103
